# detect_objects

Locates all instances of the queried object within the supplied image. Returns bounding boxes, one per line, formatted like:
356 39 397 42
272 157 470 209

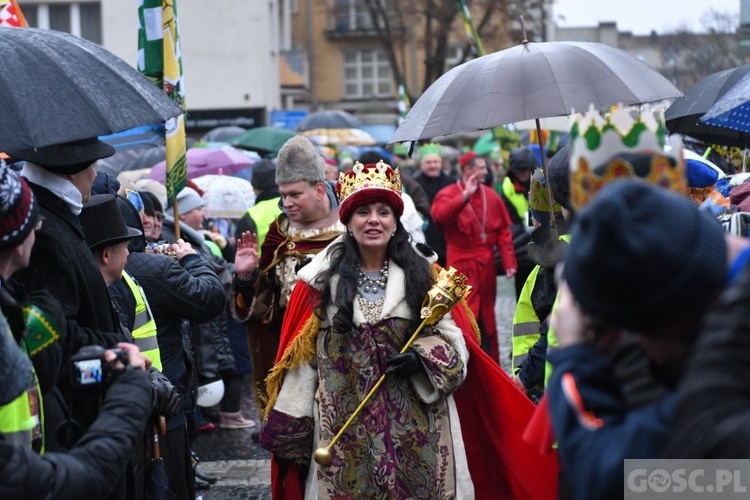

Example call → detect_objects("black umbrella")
149 417 170 500
0 27 182 151
200 126 247 143
296 110 362 132
665 64 750 148
122 147 167 172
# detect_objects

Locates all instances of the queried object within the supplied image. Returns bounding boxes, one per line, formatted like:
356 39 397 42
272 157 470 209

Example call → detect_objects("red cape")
270 282 558 499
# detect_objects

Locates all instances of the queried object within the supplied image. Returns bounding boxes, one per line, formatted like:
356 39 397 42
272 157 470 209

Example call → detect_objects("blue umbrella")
701 69 750 137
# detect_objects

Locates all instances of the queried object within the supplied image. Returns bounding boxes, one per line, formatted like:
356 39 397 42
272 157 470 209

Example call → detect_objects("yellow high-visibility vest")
511 265 542 374
122 271 162 371
0 320 43 452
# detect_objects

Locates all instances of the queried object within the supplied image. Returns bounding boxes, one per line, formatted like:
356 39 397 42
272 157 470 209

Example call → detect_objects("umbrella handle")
535 118 558 241
152 416 167 459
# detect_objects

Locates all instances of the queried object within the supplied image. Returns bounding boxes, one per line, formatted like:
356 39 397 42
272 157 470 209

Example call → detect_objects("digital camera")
70 345 127 388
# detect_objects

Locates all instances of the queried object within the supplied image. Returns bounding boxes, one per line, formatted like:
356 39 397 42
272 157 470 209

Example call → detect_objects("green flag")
138 0 187 206
398 83 410 125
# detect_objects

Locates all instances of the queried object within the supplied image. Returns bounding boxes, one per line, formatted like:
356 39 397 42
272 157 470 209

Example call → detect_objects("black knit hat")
547 145 572 214
139 190 163 215
509 146 539 172
251 159 277 191
564 180 727 333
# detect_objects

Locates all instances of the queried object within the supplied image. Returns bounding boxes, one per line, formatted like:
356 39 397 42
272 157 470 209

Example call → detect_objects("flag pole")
457 0 506 157
138 0 187 238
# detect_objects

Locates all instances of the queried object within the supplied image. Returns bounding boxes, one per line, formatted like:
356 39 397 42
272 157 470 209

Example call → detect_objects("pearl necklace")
357 261 389 294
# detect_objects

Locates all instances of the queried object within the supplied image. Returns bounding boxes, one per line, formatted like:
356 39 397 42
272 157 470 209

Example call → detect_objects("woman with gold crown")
257 160 558 500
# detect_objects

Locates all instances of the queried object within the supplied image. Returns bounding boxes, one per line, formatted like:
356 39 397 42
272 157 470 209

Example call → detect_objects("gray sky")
555 0 740 35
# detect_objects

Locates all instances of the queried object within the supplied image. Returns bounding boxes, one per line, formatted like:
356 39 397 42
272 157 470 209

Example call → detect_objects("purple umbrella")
147 147 255 181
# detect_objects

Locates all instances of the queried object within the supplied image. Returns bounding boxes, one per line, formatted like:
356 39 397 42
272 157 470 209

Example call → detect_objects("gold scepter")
313 266 472 466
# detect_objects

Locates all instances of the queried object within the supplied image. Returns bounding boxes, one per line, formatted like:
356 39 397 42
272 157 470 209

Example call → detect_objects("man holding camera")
0 160 153 499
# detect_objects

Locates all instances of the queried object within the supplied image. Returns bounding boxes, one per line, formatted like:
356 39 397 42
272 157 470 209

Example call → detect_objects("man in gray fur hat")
230 136 344 414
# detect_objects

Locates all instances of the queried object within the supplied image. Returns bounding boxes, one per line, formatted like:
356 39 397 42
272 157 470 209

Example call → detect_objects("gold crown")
569 105 686 209
337 160 402 204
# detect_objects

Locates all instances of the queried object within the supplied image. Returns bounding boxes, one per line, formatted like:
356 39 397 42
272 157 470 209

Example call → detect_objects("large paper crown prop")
569 105 686 209
419 143 442 157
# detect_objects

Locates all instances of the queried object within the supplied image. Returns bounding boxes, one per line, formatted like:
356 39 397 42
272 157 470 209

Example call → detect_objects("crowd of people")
6 99 750 500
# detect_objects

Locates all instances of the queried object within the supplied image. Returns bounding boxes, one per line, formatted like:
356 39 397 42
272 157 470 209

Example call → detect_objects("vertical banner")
458 0 485 57
456 0 509 150
0 0 28 27
397 83 410 126
138 0 187 207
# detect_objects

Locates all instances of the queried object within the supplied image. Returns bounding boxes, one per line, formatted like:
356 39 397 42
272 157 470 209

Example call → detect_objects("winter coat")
547 344 675 500
111 202 226 431
668 260 750 458
13 183 131 452
0 365 151 500
413 171 456 265
159 218 235 380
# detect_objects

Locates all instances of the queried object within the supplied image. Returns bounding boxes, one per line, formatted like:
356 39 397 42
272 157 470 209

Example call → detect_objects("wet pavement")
192 277 517 499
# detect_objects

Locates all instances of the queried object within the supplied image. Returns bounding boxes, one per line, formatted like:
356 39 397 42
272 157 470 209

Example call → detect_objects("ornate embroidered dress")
261 238 474 499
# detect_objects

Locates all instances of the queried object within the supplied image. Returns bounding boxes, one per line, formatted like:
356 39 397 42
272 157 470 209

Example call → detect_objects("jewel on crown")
337 160 402 204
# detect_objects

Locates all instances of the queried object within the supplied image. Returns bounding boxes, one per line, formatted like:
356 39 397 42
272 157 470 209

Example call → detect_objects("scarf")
21 162 83 215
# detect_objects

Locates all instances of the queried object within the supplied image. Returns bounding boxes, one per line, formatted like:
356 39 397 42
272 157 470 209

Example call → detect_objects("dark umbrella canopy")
391 41 682 143
123 147 167 172
665 64 750 148
232 126 297 157
0 27 182 151
296 110 362 131
201 125 247 143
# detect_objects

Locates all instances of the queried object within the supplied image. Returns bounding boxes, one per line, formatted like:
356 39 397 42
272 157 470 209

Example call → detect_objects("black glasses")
153 212 164 222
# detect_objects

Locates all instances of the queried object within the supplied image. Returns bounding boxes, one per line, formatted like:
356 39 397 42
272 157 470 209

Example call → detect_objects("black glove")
149 368 182 418
385 349 423 378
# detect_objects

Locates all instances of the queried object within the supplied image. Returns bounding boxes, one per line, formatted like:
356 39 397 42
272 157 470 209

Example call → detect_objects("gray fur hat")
275 136 325 185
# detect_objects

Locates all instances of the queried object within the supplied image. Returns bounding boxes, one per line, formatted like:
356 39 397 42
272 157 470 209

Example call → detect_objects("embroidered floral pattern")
260 410 314 466
314 317 462 499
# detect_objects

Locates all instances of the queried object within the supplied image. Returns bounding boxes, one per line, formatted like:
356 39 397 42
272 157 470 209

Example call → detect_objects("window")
79 3 102 44
334 0 383 31
343 49 393 98
22 2 102 44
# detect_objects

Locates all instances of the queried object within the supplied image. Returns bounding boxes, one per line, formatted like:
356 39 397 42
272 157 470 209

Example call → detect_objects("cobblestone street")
194 277 517 499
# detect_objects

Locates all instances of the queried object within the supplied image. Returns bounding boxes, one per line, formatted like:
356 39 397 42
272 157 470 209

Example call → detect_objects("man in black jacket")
0 160 152 500
0 342 153 500
9 138 133 455
109 195 226 499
